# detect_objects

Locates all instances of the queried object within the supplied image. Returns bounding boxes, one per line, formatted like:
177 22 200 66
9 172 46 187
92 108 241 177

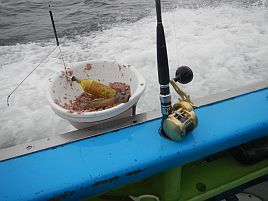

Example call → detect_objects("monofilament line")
58 45 68 77
172 7 180 67
6 46 57 106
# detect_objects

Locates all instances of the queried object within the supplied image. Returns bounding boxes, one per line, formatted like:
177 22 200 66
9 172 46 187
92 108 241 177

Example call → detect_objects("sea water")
0 0 267 149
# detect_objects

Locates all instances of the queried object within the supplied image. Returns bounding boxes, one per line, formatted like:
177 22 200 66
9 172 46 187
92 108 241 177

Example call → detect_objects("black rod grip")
155 0 170 90
49 10 59 46
156 24 170 86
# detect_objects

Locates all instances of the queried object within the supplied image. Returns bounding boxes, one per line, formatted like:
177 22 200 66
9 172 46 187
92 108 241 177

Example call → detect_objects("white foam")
0 2 268 148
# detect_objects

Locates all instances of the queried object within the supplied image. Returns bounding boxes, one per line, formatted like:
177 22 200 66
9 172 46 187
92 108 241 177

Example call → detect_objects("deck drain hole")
196 182 207 192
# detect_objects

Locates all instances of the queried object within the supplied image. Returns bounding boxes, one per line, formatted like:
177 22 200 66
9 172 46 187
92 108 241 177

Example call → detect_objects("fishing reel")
162 66 198 141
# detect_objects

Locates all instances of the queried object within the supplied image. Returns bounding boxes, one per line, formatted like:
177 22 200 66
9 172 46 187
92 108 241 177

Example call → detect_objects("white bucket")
45 60 146 129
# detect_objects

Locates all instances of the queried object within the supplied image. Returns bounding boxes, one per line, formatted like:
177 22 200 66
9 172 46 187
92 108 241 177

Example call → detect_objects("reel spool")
162 66 198 141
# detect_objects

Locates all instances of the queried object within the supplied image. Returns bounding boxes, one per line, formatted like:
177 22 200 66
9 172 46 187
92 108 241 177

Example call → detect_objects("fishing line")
172 5 180 67
6 46 57 106
58 45 67 75
6 4 68 106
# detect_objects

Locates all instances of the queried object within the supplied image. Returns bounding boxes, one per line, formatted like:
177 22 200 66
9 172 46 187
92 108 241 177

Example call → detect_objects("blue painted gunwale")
0 89 268 201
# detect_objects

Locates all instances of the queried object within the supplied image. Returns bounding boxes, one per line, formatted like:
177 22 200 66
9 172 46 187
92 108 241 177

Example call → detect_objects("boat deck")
0 87 267 201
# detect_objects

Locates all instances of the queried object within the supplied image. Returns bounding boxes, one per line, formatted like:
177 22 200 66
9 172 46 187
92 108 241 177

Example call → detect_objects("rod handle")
49 7 59 46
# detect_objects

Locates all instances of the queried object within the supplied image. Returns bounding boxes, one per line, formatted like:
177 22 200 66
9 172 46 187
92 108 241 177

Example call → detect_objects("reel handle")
174 66 193 84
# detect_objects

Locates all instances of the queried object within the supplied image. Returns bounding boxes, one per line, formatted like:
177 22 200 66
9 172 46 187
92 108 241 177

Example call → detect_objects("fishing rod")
49 5 68 79
155 0 172 119
6 5 68 106
155 0 198 141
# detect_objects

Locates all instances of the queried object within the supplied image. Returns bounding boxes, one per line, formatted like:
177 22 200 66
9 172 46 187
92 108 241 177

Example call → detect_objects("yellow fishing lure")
72 76 117 99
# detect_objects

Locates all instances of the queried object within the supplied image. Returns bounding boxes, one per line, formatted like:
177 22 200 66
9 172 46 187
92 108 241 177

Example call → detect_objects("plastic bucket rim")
45 60 145 121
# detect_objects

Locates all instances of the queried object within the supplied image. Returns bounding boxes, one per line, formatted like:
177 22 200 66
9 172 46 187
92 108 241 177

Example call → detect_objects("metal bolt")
26 145 33 150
